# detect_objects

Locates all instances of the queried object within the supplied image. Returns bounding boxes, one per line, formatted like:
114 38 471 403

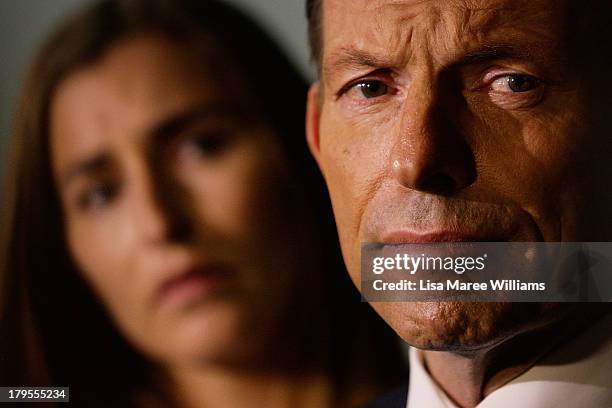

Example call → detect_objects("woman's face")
50 34 302 366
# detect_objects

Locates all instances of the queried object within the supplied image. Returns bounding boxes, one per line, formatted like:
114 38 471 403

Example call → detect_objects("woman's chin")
142 300 251 366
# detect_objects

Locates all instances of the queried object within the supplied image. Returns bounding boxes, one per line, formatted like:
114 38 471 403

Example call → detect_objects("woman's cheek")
67 215 139 316
185 140 284 242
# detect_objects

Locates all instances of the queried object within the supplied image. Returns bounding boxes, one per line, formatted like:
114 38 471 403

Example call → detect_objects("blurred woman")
0 1 406 407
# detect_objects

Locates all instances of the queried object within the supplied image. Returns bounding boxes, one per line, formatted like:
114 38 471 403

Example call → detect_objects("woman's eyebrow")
150 102 246 141
62 153 111 188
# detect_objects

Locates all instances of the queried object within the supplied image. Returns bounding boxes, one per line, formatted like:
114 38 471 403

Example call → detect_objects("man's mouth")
380 230 505 245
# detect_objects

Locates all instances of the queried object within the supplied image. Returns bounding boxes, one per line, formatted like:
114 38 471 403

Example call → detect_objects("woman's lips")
157 265 231 310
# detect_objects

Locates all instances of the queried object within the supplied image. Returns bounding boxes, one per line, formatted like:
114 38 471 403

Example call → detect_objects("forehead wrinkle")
450 1 515 36
323 0 568 80
423 0 568 68
348 0 427 13
322 1 427 80
323 4 420 78
360 0 522 38
448 0 566 42
367 0 424 57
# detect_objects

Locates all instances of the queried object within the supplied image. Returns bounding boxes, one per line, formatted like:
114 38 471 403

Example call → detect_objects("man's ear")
306 82 324 175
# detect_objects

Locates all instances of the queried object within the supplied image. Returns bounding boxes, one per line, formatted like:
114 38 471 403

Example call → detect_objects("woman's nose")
131 167 192 245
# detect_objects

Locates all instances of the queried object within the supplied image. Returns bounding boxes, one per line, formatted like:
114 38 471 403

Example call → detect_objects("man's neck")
422 343 540 408
421 305 610 408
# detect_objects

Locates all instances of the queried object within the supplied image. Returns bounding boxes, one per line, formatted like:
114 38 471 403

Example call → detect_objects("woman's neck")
166 364 333 408
161 304 336 408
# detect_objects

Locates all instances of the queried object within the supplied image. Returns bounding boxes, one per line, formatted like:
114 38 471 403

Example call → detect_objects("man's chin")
370 301 565 352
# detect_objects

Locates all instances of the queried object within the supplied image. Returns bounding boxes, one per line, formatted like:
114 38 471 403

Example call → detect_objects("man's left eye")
491 74 540 93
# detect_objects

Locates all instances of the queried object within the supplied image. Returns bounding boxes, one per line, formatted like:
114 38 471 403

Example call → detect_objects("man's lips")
156 264 232 309
380 230 504 244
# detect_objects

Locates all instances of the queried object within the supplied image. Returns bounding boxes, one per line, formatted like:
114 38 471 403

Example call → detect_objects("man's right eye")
354 80 390 98
338 78 394 103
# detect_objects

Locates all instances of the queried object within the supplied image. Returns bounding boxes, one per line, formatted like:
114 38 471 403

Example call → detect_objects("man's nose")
390 83 476 195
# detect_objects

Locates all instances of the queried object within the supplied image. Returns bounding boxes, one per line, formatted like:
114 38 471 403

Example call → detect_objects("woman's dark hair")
0 1 407 406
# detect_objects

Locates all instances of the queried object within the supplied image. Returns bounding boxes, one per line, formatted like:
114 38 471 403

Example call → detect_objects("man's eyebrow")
62 153 111 187
323 43 538 78
456 44 536 66
323 47 397 78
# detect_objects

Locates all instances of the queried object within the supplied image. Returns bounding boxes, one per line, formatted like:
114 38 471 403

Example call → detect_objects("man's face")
307 0 612 350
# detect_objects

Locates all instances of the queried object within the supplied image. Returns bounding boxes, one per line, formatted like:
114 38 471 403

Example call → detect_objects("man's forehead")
321 0 567 68
323 0 557 20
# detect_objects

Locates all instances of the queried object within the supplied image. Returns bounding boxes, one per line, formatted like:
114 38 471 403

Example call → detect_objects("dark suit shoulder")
362 386 408 408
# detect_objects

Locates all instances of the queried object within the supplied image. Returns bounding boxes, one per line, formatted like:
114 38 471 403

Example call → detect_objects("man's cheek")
318 139 362 273
492 114 589 240
320 148 356 234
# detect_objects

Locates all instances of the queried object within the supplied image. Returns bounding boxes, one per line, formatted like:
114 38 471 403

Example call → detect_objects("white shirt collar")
407 312 612 408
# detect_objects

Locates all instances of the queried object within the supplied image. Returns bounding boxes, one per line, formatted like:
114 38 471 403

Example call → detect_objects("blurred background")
0 0 313 167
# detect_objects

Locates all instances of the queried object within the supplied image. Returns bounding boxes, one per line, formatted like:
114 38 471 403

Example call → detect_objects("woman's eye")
78 182 117 211
184 131 232 157
491 74 540 93
354 80 390 98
